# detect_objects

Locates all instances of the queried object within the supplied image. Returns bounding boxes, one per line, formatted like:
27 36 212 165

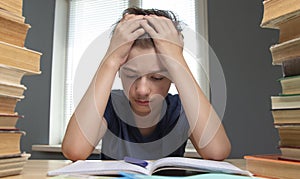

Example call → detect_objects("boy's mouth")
135 100 150 106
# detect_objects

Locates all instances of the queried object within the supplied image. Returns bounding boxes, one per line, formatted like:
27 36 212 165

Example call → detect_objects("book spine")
282 58 300 77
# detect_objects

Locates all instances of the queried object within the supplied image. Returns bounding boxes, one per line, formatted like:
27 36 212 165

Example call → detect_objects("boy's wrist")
102 57 121 72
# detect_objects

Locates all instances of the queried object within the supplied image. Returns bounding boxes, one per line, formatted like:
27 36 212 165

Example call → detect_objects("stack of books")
0 0 41 177
245 0 300 179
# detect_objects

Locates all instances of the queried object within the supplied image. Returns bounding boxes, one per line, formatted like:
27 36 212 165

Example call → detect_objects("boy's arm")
141 16 231 160
62 15 146 161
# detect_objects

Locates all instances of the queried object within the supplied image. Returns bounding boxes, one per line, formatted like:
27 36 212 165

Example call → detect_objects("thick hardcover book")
278 75 300 95
282 58 300 77
245 154 300 179
272 108 300 125
0 0 23 16
271 94 300 110
0 130 25 158
270 37 300 65
0 94 21 115
261 0 300 28
279 146 300 162
0 114 23 130
0 41 41 73
275 125 300 147
0 8 30 47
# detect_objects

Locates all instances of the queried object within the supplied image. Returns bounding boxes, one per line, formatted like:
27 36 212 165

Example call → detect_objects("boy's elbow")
206 146 231 161
62 143 90 161
199 141 231 161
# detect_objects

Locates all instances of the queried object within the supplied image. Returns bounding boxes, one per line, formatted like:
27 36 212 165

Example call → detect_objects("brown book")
0 130 24 158
0 167 23 178
0 95 21 115
275 125 300 147
0 114 23 130
271 95 300 110
278 75 300 95
270 37 300 65
272 109 300 125
0 153 30 178
244 154 300 179
0 64 40 85
0 9 30 47
279 147 300 162
0 0 23 16
0 41 42 73
261 0 300 28
282 58 300 77
278 15 300 43
0 7 24 23
0 82 26 99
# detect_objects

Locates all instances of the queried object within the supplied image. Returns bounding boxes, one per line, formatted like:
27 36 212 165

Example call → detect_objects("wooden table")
4 159 246 178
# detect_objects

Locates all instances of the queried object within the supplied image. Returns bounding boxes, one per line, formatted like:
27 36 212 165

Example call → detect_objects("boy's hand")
140 15 184 60
105 14 146 68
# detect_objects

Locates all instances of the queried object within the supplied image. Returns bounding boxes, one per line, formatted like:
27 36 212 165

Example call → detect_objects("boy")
62 7 231 161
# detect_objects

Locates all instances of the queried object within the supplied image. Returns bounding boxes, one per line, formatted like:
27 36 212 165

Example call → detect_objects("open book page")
47 160 149 176
149 157 252 176
48 157 252 177
121 173 258 179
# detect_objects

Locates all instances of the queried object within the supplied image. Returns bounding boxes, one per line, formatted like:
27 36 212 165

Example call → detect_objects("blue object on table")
124 156 148 168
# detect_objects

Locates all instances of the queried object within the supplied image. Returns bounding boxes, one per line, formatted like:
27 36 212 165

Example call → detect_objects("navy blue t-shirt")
101 90 190 160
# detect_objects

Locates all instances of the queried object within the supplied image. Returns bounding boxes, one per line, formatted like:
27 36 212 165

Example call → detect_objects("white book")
47 157 252 177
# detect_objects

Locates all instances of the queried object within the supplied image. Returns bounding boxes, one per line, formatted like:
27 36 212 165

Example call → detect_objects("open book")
47 157 252 177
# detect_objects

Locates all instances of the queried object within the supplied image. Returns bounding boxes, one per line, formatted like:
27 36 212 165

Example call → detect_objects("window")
50 0 208 151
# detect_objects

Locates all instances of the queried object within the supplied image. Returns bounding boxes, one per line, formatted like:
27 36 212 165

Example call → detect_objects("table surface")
4 159 247 179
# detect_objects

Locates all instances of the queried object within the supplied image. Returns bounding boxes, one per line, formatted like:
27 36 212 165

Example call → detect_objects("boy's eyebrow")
122 67 168 74
122 67 137 73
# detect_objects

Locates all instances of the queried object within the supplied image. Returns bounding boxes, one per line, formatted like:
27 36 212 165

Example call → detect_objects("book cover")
275 125 300 147
0 82 26 99
0 8 30 47
245 154 300 179
272 108 300 125
0 0 23 16
279 146 300 162
282 58 300 77
0 41 42 73
271 94 300 110
278 75 300 95
0 95 21 115
0 130 25 158
261 0 300 28
0 114 23 130
270 37 300 65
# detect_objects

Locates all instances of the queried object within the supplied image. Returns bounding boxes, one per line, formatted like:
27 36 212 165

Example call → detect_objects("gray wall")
17 0 281 159
208 0 281 157
16 0 64 159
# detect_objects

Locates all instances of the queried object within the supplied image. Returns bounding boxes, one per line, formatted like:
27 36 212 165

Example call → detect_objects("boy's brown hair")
114 7 183 48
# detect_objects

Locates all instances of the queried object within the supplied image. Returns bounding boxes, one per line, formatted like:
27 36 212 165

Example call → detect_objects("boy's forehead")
123 56 165 74
125 48 165 74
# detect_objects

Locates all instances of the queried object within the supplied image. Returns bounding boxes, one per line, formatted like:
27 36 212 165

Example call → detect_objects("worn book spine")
282 58 300 77
0 10 30 47
270 37 300 65
0 41 41 73
0 0 23 16
261 0 300 28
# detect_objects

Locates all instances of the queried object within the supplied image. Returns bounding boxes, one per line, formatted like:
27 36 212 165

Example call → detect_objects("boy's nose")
135 76 150 97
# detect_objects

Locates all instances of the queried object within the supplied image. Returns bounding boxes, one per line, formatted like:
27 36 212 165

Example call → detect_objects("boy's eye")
125 75 138 78
150 75 164 81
